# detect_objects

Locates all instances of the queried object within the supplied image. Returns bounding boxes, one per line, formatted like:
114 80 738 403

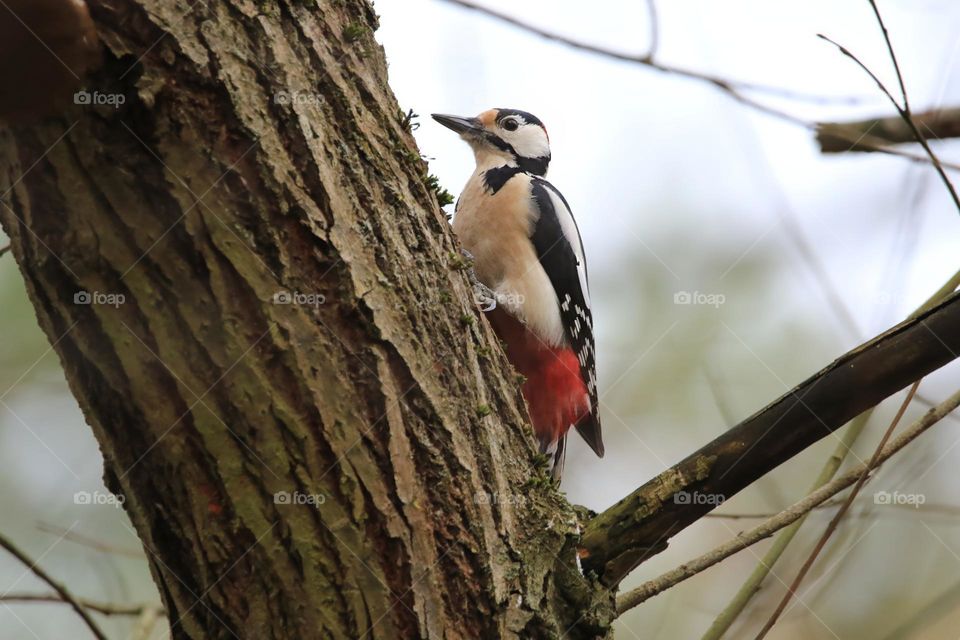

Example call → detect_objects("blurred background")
2 1 960 638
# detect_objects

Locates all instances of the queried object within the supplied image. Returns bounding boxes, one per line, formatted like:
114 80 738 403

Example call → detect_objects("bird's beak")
431 113 483 136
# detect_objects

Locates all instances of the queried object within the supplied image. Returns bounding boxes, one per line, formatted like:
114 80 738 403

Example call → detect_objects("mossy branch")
580 290 960 586
615 385 960 614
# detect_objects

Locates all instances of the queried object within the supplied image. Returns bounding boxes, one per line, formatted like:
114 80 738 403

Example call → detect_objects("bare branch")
701 411 872 640
706 500 960 520
819 5 960 214
437 0 858 108
580 291 960 586
817 108 960 152
615 385 960 615
703 266 960 638
130 606 164 640
0 531 108 640
36 522 144 559
754 381 920 638
868 0 909 108
0 592 163 617
642 0 659 61
437 0 960 174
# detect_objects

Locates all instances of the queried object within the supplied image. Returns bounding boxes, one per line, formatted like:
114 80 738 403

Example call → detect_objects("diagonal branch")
0 592 164 617
702 268 960 638
580 291 960 585
615 385 960 614
437 0 854 120
818 21 960 213
438 0 960 172
754 380 920 638
0 531 108 640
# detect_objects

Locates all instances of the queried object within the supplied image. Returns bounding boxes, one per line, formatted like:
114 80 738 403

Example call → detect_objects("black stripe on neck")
482 132 550 176
483 165 523 193
517 155 550 176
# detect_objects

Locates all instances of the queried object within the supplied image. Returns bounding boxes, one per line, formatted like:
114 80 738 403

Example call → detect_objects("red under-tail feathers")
487 308 593 466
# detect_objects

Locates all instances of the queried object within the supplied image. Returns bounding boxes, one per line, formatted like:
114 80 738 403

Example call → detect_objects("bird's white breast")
452 169 566 347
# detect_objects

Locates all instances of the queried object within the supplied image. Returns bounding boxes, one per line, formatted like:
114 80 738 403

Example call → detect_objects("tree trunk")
0 1 612 637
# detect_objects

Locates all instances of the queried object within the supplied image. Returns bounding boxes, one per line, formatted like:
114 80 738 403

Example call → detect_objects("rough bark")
0 1 612 638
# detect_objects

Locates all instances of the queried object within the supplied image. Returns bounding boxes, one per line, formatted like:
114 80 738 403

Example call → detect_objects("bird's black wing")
529 177 603 457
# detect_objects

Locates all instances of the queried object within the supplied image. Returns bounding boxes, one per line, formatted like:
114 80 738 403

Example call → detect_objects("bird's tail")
540 434 567 483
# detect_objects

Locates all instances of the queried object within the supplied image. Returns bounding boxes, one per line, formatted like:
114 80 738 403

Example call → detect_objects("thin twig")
0 243 10 257
819 7 960 214
707 499 960 520
911 268 960 317
701 411 872 640
437 0 862 105
702 266 960 637
0 531 109 640
36 522 144 559
642 0 659 61
869 0 909 107
130 606 164 640
0 592 163 617
852 137 960 172
615 386 960 615
753 381 920 639
438 0 960 173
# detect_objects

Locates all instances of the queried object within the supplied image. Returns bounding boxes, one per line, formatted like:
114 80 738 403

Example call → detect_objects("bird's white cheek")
509 128 550 159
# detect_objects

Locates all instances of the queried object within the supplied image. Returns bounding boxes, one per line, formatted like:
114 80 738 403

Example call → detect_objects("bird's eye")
502 118 519 132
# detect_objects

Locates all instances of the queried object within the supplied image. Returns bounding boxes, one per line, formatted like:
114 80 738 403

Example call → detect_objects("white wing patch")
542 186 591 310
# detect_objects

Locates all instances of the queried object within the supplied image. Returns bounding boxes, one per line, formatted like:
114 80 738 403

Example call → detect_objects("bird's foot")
462 249 497 312
472 281 497 312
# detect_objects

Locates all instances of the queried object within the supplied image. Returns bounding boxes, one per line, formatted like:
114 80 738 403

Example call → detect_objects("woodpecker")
432 108 603 479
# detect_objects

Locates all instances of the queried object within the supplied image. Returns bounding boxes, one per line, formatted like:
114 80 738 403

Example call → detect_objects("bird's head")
432 108 551 175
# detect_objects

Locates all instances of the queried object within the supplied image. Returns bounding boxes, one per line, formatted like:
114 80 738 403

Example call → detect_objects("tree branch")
0 1 608 636
580 291 960 585
703 267 960 638
755 380 920 638
701 410 872 640
35 522 144 559
0 592 163 617
436 0 856 110
641 0 659 61
817 107 960 152
437 0 960 172
0 531 108 640
818 22 960 214
615 385 960 614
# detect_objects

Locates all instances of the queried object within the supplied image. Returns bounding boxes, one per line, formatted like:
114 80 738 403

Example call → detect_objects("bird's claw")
473 281 497 312
462 249 497 312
